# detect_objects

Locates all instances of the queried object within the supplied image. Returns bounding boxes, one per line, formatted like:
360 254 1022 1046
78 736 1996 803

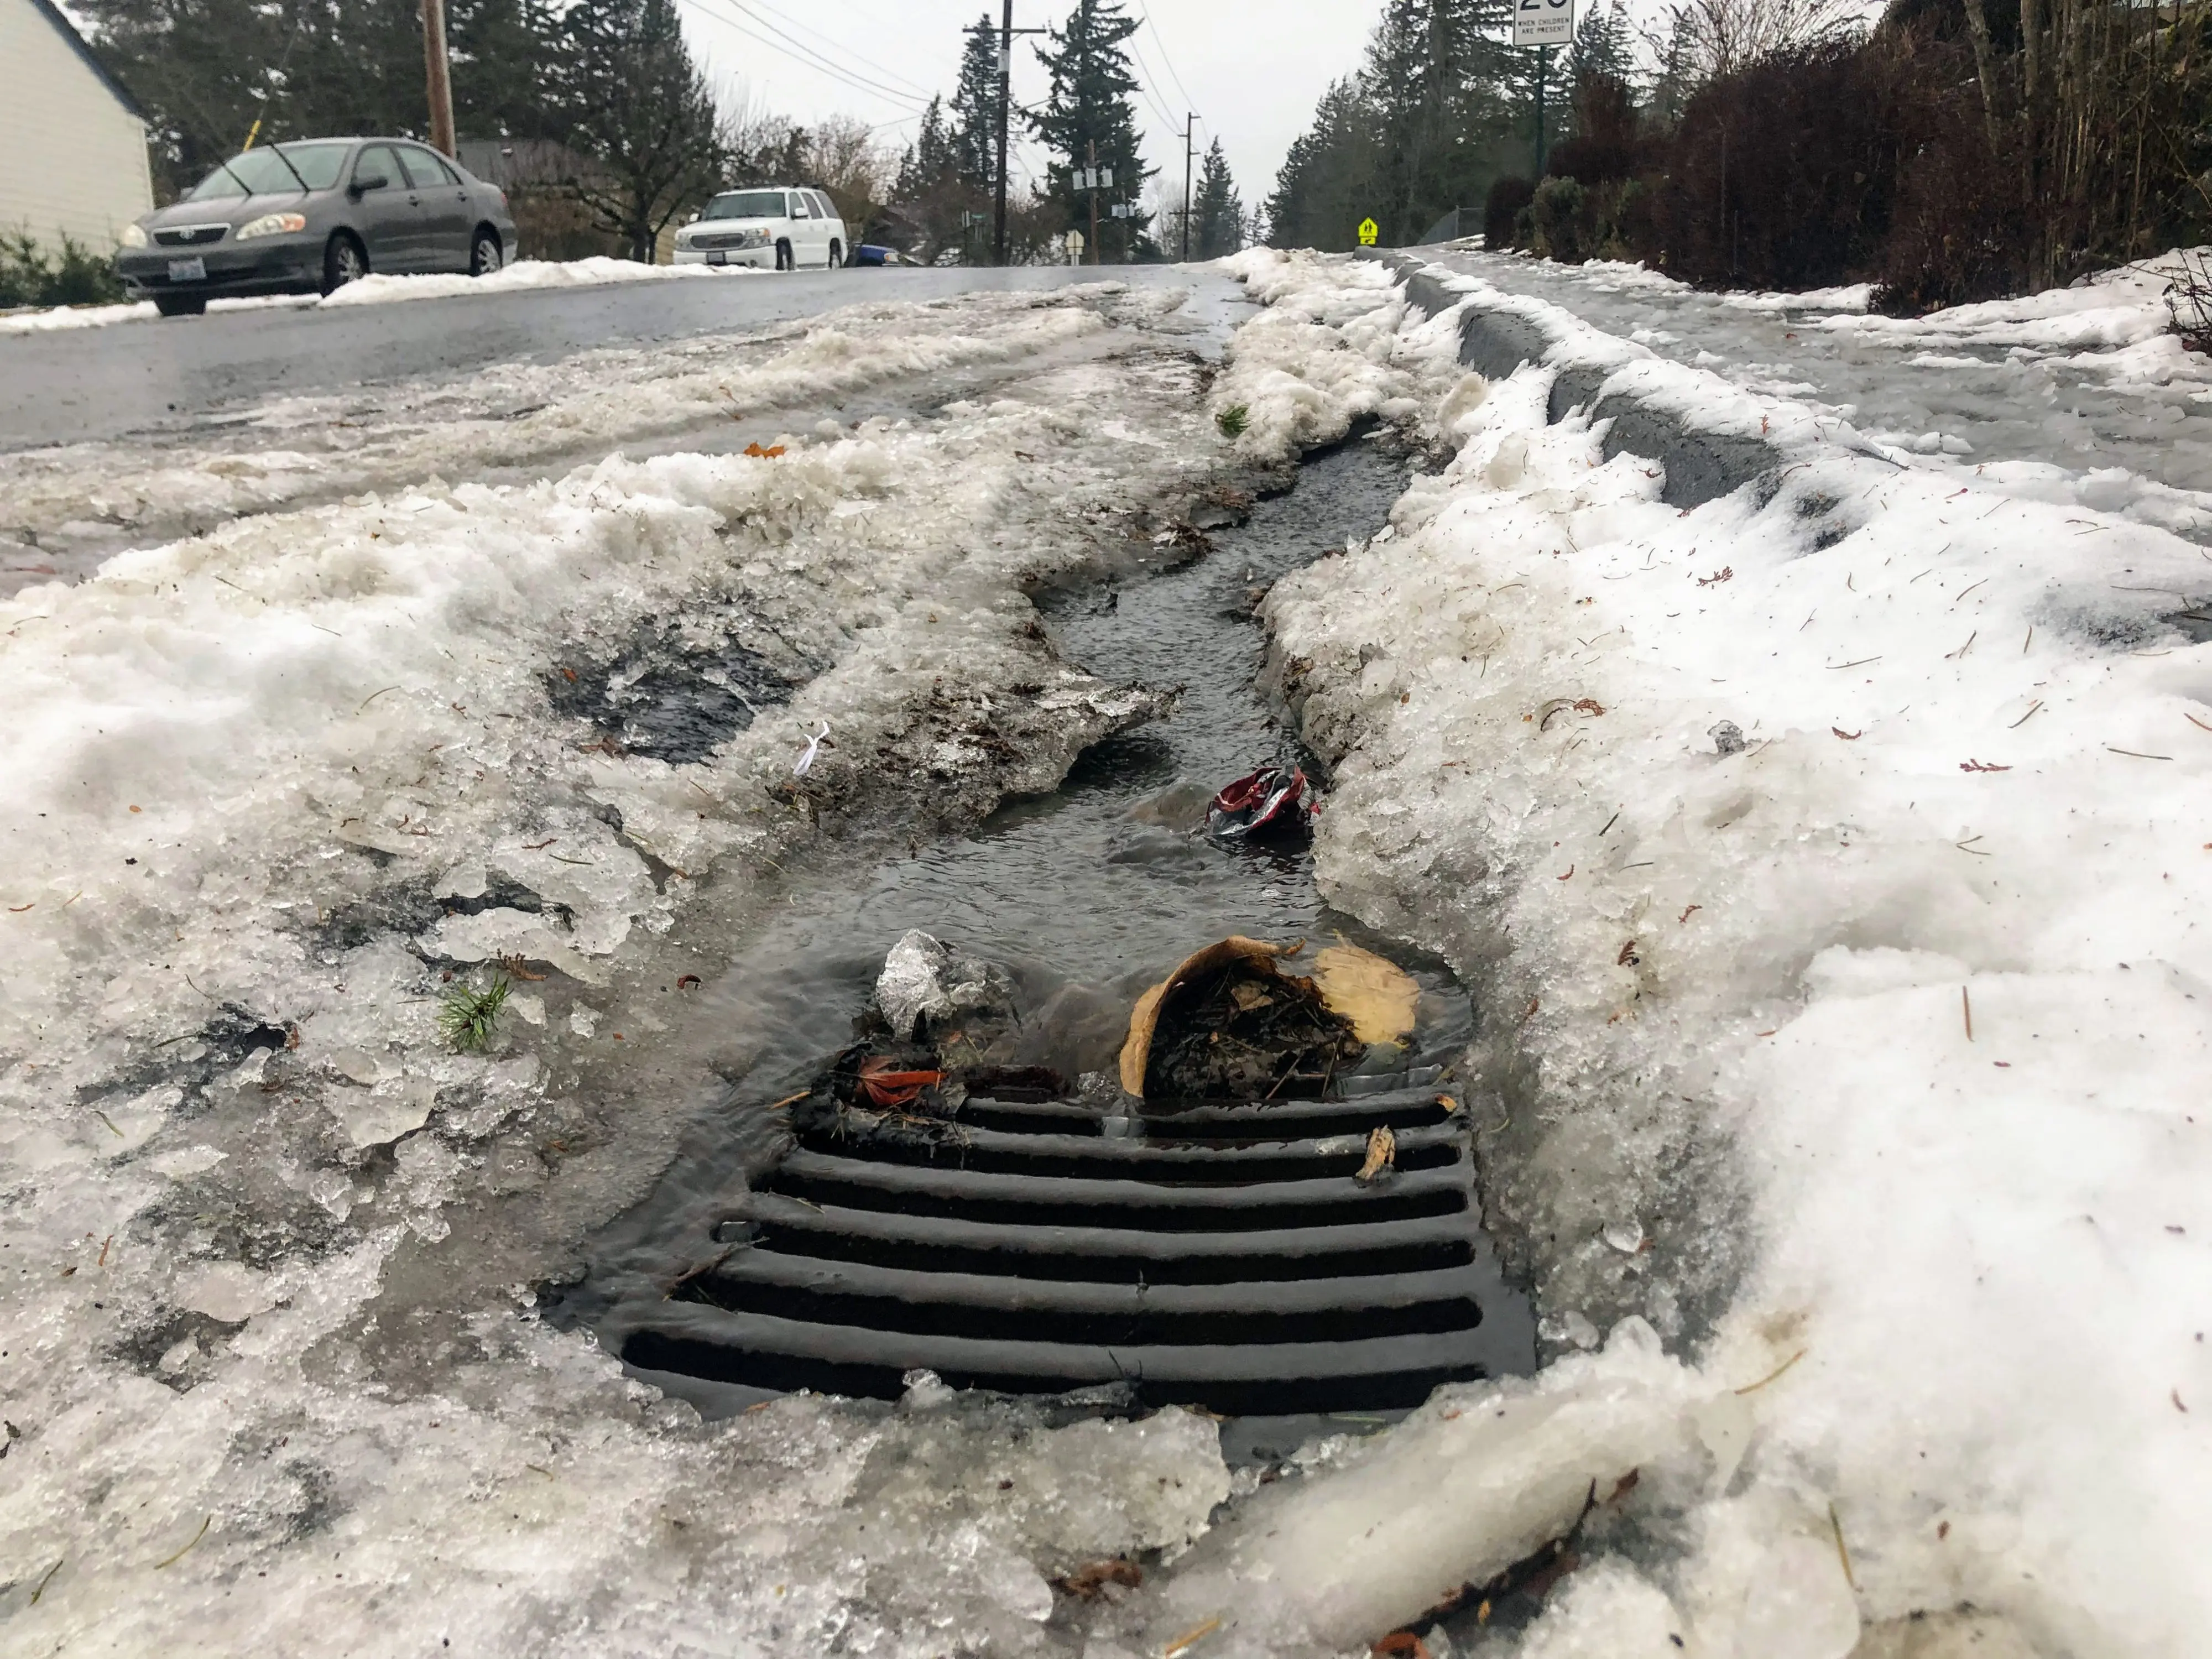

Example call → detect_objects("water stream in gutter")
554 432 1536 1460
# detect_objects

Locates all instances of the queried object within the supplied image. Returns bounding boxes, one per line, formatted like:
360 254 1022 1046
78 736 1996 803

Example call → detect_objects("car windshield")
184 142 352 201
702 190 788 221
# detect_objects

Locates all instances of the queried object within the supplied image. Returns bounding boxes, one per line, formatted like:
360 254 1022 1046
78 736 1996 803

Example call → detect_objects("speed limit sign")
1512 0 1573 45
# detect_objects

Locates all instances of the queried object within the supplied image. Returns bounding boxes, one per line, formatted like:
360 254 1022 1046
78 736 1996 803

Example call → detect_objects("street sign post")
1514 0 1573 174
1358 217 1379 247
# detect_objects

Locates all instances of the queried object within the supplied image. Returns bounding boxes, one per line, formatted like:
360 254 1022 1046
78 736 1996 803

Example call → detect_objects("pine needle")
437 975 511 1051
1214 404 1250 439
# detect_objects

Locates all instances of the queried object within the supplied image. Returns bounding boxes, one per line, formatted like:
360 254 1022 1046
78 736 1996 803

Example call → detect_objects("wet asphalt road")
0 266 1183 451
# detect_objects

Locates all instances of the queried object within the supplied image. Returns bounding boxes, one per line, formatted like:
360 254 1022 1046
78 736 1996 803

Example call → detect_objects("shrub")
1872 71 2036 311
0 229 125 310
2167 252 2212 354
1484 175 1535 250
1640 39 1902 289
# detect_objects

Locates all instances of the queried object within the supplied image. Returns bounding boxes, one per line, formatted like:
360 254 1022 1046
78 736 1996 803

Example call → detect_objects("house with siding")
0 0 154 249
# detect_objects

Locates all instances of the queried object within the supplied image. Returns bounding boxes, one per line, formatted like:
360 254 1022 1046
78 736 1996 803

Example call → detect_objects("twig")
154 1515 211 1569
1733 1348 1807 1395
1829 1501 1857 1591
2188 713 2212 734
1826 657 1881 670
1962 986 1974 1042
29 1558 62 1604
2008 700 2043 728
1164 1617 1223 1658
1951 578 1988 605
354 685 402 715
2107 747 2173 761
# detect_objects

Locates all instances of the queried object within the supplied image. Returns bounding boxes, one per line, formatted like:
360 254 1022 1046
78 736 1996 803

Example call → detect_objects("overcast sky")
676 0 1392 219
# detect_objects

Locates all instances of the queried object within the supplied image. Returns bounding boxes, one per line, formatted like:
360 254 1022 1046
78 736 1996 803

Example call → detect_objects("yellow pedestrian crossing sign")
1358 217 1379 246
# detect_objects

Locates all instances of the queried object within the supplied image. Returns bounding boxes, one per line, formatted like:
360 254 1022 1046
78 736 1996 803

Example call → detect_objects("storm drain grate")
619 1080 1525 1414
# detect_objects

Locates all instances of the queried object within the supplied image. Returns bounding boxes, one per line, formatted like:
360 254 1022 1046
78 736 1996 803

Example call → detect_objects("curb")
1360 248 1778 509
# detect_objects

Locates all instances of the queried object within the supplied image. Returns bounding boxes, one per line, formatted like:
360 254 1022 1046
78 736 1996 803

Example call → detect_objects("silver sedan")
116 137 519 317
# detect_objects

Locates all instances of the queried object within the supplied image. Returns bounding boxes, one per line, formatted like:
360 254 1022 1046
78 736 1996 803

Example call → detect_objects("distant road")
0 266 1188 450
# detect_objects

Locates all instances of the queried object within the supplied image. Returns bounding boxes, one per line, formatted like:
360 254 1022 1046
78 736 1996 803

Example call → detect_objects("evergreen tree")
1191 138 1243 258
1265 76 1381 251
553 0 727 260
949 17 1001 192
895 96 954 199
77 0 564 199
1568 0 1637 92
1029 0 1154 262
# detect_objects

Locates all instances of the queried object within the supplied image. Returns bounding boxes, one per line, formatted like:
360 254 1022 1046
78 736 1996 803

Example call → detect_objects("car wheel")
469 228 504 277
828 239 843 269
775 240 793 272
321 232 368 296
154 294 206 318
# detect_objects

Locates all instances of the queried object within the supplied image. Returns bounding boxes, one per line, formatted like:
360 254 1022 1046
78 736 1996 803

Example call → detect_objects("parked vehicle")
672 187 847 272
115 138 519 317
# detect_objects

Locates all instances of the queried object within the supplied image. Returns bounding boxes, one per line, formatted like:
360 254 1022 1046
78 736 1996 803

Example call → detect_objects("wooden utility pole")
1087 138 1100 265
421 0 456 158
1181 113 1194 261
993 1 1013 265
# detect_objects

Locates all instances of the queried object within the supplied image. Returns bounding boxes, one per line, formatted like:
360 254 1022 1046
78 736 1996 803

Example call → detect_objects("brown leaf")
1052 1558 1142 1600
1357 1125 1397 1183
857 1055 942 1109
743 441 788 458
1372 1635 1432 1659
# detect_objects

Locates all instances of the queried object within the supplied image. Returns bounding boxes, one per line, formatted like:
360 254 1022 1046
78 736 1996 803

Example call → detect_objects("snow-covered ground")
9 231 2203 1657
1225 247 2212 1657
0 286 1153 593
0 275 1326 1652
1427 244 2212 545
0 255 757 337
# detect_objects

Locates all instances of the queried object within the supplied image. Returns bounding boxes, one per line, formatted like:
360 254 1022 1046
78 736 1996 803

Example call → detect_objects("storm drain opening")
568 438 1535 1425
611 934 1528 1418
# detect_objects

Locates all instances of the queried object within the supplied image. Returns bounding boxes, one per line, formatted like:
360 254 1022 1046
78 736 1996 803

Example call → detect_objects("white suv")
673 186 848 271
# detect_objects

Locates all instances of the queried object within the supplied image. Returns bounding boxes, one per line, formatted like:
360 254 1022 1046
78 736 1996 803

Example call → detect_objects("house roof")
24 0 149 122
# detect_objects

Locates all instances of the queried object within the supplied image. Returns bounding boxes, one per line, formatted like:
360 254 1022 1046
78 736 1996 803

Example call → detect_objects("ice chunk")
174 1261 278 1322
1141 1324 1703 1650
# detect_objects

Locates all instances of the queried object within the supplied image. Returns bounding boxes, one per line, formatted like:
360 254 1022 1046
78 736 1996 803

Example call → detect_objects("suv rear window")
807 191 836 220
702 190 790 220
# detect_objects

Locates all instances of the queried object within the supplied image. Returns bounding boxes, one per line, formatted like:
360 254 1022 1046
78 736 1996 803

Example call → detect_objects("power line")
726 0 935 99
1124 43 1183 136
1133 0 1198 118
677 0 928 111
721 0 931 106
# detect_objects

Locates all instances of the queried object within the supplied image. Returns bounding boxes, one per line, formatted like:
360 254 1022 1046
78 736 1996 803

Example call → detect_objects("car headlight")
119 222 147 248
732 228 770 249
235 212 307 241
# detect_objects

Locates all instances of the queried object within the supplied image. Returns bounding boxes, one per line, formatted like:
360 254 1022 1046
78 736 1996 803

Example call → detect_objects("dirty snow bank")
319 254 761 308
1 288 1123 589
1245 253 2212 1656
1211 247 1469 457
1427 246 2212 547
0 255 747 337
0 287 1256 1651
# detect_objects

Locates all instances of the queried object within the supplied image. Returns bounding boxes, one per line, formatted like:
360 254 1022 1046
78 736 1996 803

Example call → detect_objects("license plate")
706 250 727 266
167 257 206 283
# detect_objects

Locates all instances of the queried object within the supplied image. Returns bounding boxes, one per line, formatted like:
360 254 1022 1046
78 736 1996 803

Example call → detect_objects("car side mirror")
352 172 389 196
